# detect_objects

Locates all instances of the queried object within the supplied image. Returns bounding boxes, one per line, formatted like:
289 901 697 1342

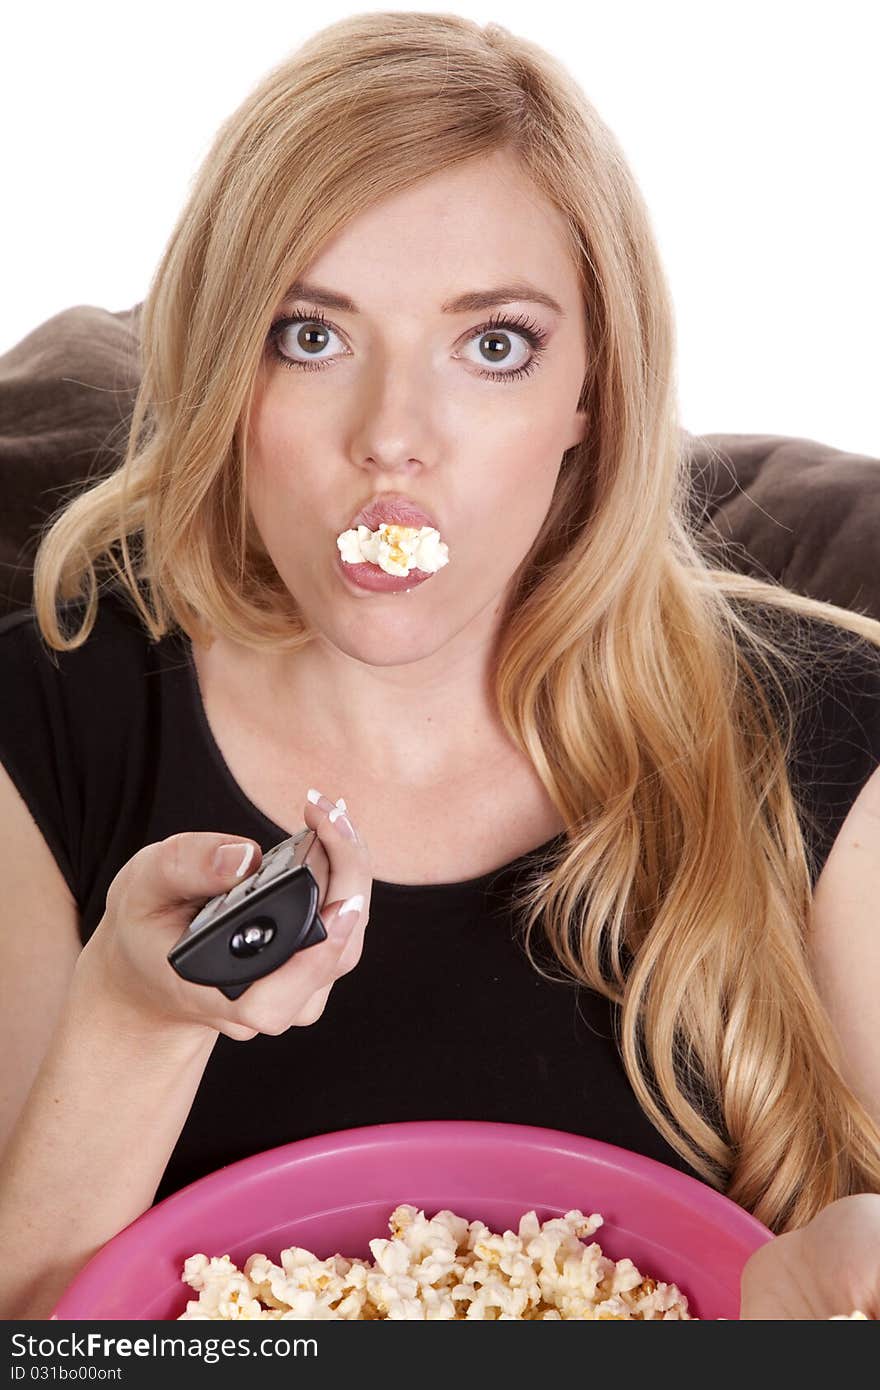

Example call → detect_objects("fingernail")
328 807 357 841
307 787 340 814
329 894 364 937
214 843 256 878
335 797 347 811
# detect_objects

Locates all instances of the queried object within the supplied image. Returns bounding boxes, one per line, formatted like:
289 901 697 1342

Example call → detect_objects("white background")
2 0 877 454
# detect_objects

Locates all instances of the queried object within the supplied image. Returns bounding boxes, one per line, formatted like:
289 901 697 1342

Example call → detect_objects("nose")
350 350 437 475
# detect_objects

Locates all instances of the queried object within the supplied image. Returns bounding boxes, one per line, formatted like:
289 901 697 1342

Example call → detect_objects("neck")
193 623 515 787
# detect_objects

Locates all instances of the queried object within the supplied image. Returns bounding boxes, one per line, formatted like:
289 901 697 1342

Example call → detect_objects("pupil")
483 332 510 363
299 325 327 354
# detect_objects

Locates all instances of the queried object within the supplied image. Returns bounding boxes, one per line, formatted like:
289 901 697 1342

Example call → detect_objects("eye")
267 308 345 373
266 307 550 383
459 312 549 381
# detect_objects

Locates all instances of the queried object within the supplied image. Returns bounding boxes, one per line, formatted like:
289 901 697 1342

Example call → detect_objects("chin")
336 619 454 664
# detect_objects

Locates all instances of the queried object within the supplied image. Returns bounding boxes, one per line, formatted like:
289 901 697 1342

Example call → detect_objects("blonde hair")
31 11 880 1232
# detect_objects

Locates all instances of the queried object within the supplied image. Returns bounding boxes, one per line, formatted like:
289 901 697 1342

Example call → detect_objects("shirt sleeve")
783 618 880 888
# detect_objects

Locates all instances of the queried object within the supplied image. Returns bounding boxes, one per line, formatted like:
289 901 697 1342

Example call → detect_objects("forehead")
295 150 579 310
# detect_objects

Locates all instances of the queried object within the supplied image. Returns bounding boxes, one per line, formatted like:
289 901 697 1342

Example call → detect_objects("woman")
0 12 878 1320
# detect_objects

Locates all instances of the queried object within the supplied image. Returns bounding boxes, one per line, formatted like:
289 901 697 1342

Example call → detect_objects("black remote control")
167 827 330 1000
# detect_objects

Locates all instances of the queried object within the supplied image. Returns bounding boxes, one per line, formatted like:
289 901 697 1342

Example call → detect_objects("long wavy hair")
30 11 880 1232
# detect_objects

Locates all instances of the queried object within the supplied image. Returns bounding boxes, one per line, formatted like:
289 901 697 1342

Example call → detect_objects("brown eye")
268 311 344 371
292 322 331 355
465 328 529 371
266 307 550 382
462 313 549 383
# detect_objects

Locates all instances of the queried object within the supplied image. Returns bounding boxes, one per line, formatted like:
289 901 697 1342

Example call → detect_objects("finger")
334 903 369 974
112 832 263 929
305 788 368 851
239 889 364 1022
302 789 372 933
236 790 370 1015
295 981 334 1028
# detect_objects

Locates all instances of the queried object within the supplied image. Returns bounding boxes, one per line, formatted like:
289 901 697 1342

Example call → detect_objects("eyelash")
266 306 549 383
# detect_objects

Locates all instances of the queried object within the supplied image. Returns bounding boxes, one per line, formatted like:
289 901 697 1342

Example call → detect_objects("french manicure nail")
307 787 337 813
329 893 364 937
328 807 357 841
214 842 255 877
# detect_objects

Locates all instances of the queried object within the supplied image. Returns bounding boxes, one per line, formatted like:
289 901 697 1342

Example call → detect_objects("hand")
73 791 372 1042
739 1194 880 1319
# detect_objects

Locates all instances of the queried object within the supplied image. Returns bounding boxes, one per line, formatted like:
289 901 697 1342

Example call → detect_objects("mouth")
345 495 441 534
336 554 437 594
336 494 450 593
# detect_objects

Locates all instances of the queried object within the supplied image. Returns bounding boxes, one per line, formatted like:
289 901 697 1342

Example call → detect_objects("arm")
737 767 880 1321
0 962 217 1320
0 792 372 1321
808 760 880 1125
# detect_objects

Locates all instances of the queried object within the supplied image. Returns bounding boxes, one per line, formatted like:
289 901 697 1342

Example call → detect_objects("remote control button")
229 920 276 957
187 892 227 934
249 841 297 891
221 876 258 910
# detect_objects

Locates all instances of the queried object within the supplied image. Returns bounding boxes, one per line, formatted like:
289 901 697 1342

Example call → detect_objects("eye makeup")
266 305 550 383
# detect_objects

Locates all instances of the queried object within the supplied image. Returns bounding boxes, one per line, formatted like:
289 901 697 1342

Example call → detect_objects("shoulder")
774 610 880 769
734 601 880 883
0 585 173 779
730 598 880 743
0 587 179 917
0 584 160 681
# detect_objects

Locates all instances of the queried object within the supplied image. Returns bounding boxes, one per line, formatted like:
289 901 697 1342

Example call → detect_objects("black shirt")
1 586 878 1205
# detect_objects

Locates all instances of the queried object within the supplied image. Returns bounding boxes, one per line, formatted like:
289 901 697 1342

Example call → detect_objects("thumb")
211 840 261 882
117 832 263 922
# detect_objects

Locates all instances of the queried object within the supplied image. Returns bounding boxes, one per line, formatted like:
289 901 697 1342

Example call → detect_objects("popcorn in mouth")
336 522 450 577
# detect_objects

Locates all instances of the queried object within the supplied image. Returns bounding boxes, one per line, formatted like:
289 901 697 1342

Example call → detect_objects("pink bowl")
50 1120 772 1320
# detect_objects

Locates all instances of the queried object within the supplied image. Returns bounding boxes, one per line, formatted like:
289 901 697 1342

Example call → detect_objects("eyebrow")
280 279 566 318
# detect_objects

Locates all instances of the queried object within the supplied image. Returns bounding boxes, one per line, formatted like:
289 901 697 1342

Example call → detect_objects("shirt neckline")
172 626 566 896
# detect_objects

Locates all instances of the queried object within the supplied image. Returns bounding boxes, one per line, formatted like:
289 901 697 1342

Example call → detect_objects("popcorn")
176 1207 875 1321
336 523 450 577
177 1206 693 1320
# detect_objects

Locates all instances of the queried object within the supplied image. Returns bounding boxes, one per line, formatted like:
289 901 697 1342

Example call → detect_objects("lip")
336 554 435 594
344 494 441 535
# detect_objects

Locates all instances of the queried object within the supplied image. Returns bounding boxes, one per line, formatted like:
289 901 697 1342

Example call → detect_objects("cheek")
481 424 564 527
245 415 310 519
243 455 299 565
243 462 274 539
245 390 304 495
463 446 561 587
